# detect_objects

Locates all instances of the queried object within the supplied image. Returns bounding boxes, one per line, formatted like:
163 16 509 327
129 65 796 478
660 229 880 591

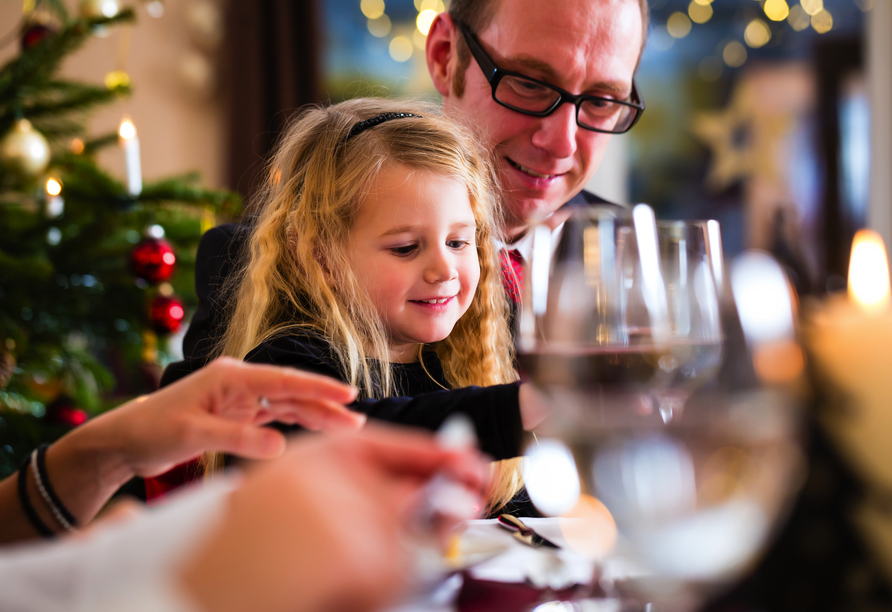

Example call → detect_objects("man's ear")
425 12 457 98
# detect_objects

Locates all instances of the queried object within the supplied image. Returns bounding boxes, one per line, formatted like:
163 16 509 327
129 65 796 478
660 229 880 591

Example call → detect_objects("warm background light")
744 19 772 48
764 0 790 21
848 229 891 311
667 11 692 38
688 0 713 24
800 0 823 16
360 0 385 20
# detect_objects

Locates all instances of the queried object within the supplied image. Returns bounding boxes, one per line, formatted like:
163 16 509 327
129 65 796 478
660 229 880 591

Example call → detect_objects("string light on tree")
118 116 142 196
0 119 50 180
45 176 64 218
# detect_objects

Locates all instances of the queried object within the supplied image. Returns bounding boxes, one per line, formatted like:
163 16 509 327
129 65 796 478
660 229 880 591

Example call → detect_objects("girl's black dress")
245 331 524 461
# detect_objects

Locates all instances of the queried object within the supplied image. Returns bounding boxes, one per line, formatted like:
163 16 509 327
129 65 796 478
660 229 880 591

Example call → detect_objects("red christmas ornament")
131 237 176 284
20 22 56 50
149 295 186 335
45 396 88 427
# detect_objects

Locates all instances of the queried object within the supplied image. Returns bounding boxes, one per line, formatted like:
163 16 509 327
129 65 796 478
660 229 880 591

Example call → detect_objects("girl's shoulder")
245 328 341 379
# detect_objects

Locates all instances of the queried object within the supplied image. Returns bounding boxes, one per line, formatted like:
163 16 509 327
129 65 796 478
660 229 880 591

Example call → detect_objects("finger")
212 360 358 405
254 400 366 431
197 418 288 459
335 426 482 481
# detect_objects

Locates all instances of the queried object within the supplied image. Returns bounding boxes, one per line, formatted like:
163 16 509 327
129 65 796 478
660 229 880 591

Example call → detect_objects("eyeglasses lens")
494 75 635 134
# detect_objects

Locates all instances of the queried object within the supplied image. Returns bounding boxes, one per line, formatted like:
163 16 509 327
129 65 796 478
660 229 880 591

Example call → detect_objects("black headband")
346 112 422 141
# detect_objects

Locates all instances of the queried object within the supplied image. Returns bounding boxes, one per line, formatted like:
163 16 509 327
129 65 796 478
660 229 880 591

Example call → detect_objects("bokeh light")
367 14 391 37
389 36 413 62
723 41 747 67
523 439 581 516
360 0 385 19
800 0 823 16
667 11 692 38
744 19 771 48
416 8 437 34
763 0 790 21
689 0 713 24
811 8 833 33
788 4 811 30
46 178 62 196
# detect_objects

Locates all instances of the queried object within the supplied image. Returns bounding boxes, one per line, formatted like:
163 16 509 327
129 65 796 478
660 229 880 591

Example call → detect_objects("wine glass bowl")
518 210 806 612
652 220 724 422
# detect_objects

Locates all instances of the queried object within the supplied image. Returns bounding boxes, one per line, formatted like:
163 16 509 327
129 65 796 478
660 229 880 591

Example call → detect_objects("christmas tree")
0 1 239 479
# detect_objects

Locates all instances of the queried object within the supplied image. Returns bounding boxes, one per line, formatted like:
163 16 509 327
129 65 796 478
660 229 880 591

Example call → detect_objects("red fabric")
499 249 524 304
144 458 203 502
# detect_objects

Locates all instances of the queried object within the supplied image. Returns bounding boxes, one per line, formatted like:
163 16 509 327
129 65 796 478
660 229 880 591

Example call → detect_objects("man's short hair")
448 0 651 98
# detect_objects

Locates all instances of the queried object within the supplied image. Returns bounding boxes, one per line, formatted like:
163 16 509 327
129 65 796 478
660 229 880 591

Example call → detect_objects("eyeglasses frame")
456 21 645 134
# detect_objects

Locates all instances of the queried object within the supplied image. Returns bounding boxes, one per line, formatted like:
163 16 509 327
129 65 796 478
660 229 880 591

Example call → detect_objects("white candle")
119 116 142 196
45 177 64 218
807 229 892 580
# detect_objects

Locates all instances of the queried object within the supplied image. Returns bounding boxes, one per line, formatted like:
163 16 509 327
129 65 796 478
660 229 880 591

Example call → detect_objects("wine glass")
519 208 806 612
650 220 724 423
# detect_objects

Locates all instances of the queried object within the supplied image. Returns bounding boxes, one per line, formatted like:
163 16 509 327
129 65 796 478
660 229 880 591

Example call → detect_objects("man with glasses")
149 0 648 503
426 0 647 241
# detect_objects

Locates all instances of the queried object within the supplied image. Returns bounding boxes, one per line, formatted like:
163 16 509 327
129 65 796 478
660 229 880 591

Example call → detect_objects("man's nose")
530 102 578 159
423 247 458 283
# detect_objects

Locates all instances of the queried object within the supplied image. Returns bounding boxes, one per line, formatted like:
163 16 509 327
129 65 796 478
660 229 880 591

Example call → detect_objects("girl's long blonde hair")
215 98 521 512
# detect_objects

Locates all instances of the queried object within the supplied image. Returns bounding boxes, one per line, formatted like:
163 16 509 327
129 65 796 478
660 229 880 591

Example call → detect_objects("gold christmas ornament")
79 0 121 19
0 119 51 179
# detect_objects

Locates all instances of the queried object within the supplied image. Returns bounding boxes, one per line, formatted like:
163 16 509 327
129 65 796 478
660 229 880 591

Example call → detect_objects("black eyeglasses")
457 22 645 135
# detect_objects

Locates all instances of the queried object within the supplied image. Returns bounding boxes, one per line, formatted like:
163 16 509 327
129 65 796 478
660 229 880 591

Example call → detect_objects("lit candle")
45 176 64 218
119 116 142 196
807 229 892 579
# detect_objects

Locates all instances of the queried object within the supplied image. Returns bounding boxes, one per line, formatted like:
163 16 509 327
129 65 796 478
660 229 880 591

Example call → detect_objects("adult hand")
179 425 487 612
73 357 362 480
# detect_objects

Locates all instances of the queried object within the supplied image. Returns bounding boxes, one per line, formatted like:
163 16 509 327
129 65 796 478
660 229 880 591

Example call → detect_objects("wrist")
47 415 136 523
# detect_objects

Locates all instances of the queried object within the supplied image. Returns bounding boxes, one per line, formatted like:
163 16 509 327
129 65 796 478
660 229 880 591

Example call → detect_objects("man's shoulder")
562 189 626 209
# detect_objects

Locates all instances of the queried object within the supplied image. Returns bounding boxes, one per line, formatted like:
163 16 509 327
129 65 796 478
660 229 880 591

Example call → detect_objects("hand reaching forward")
179 425 487 612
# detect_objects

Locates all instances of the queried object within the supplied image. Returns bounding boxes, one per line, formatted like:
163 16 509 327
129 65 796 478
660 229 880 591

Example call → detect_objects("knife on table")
497 514 561 549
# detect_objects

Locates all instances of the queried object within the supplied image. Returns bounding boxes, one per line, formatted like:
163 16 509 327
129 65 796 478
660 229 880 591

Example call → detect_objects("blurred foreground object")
807 229 892 584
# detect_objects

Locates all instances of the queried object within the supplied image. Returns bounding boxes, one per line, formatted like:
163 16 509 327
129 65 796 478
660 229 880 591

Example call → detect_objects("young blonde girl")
215 98 526 513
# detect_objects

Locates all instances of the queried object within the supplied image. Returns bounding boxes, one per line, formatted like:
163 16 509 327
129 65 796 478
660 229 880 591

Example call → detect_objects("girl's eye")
390 244 417 256
448 240 471 250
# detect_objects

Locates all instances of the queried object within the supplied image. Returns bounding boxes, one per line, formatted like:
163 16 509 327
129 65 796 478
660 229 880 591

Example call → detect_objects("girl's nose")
423 248 458 284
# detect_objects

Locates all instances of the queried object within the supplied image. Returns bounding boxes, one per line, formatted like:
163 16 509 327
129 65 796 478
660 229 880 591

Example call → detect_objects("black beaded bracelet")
17 452 55 539
33 444 77 531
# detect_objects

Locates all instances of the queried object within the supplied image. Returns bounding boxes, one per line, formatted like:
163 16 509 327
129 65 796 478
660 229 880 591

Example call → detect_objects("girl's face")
345 163 480 363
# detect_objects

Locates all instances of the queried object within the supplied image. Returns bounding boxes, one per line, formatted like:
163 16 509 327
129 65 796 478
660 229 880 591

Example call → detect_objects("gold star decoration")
691 81 793 192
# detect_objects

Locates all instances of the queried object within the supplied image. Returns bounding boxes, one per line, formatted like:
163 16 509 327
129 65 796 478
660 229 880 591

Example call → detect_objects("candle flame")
848 229 891 311
46 178 62 196
119 117 137 140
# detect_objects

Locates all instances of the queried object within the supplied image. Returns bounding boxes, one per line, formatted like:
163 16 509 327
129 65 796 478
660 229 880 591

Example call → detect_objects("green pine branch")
0 10 134 125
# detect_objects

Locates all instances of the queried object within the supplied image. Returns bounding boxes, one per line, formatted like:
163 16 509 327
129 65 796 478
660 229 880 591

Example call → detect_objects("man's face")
432 0 643 239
